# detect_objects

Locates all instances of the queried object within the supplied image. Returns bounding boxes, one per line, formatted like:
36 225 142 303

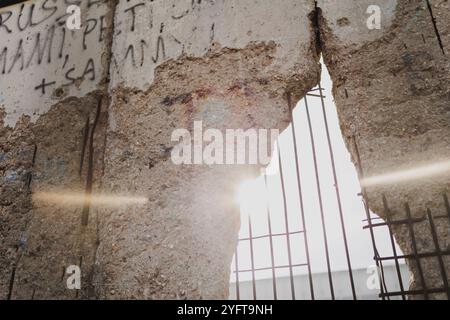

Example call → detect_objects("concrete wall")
96 0 320 299
0 0 114 299
317 0 450 299
0 0 112 127
1 0 449 300
109 0 318 92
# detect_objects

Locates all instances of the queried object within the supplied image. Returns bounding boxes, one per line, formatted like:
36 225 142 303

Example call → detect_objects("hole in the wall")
52 87 67 99
230 61 409 300
337 17 350 27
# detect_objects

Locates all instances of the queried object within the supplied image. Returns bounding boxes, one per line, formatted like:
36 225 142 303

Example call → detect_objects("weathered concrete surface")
317 0 450 299
110 0 319 98
6 93 108 300
1 0 449 300
430 0 450 56
0 0 112 127
0 111 35 299
94 0 320 299
0 0 114 299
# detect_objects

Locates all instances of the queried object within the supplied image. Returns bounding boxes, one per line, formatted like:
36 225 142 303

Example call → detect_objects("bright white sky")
232 62 403 284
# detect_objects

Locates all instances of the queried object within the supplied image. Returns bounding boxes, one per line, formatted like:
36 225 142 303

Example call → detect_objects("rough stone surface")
0 0 114 299
318 0 450 299
96 0 320 299
0 111 35 299
9 93 108 300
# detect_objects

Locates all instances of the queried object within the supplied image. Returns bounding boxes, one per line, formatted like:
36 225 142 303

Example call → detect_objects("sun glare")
360 160 450 188
33 191 148 207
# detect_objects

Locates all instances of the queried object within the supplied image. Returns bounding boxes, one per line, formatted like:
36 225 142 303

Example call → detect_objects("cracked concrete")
317 0 450 299
97 0 321 299
0 0 114 299
7 93 108 300
1 0 449 300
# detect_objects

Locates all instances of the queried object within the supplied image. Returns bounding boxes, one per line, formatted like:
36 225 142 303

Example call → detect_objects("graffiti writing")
0 0 110 97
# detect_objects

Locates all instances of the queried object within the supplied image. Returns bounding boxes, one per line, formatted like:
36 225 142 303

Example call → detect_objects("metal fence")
360 193 450 300
230 82 450 300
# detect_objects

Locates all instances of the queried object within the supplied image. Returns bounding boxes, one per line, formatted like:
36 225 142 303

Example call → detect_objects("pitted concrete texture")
110 0 319 100
0 0 114 299
317 0 398 47
429 0 450 55
317 0 450 299
97 0 321 298
7 94 108 300
0 110 35 299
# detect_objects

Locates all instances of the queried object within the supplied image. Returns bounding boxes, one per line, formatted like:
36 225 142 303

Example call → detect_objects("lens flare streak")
360 160 450 187
33 192 148 207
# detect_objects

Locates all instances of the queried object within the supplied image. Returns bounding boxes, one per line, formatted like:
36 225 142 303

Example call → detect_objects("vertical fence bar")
353 136 386 300
304 96 335 299
377 258 391 300
267 215 278 300
265 174 278 300
234 247 240 300
426 209 450 299
267 213 278 300
248 216 257 300
405 203 429 299
277 147 296 300
382 195 406 300
317 85 356 300
287 92 315 300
